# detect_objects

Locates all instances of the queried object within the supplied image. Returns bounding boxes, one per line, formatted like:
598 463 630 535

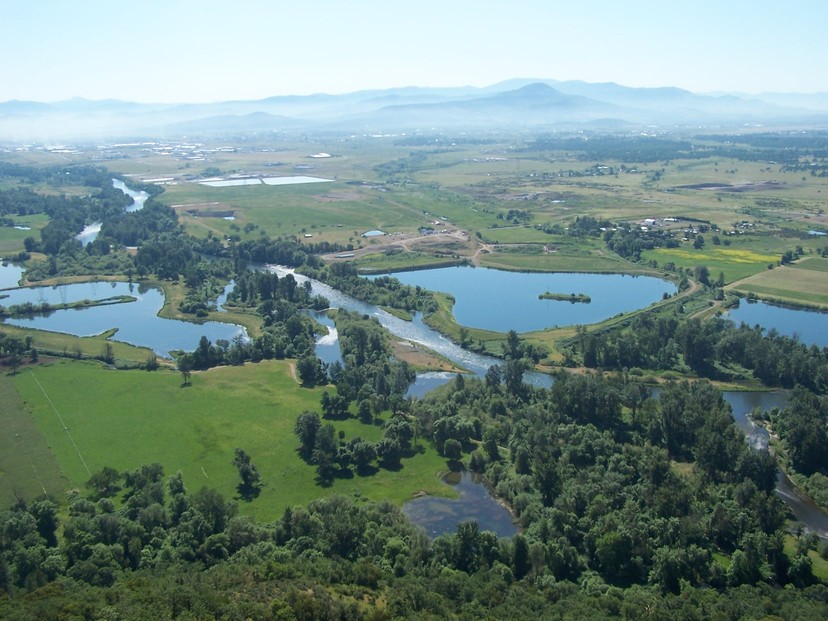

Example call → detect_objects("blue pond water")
368 266 676 332
1 281 247 357
727 300 828 348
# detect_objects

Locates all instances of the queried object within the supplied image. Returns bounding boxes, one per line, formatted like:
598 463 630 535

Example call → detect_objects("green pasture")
642 237 793 283
1 325 155 364
11 359 454 520
479 249 647 274
783 535 828 582
728 257 828 307
1 215 47 255
354 252 464 273
0 228 28 256
0 374 69 507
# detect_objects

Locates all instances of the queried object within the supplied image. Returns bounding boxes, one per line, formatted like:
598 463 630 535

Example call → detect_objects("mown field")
0 373 68 507
728 256 828 307
9 359 455 520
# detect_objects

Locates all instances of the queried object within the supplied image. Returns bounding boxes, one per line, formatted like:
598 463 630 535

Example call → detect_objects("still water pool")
2 281 247 357
369 266 676 332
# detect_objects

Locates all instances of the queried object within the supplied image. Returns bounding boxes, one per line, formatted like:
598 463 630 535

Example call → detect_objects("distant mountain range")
2 79 828 141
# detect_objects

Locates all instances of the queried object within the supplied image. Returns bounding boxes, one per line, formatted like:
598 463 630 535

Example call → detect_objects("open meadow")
8 359 454 520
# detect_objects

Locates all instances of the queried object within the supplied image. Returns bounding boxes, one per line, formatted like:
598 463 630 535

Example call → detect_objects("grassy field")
783 535 828 582
1 214 48 255
10 359 455 520
0 373 69 507
728 256 828 308
0 325 156 365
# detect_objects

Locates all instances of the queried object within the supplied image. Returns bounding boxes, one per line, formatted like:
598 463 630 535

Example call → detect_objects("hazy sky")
2 0 826 103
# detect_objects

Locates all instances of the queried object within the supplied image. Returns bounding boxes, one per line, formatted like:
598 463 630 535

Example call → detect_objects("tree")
191 487 237 535
454 521 481 573
232 448 262 501
505 330 521 360
86 467 122 501
375 437 402 468
443 438 462 461
512 534 531 579
384 417 414 450
177 353 194 385
296 353 325 387
312 423 338 480
484 365 501 390
694 265 711 287
294 411 321 459
29 498 59 548
503 358 526 397
351 441 377 473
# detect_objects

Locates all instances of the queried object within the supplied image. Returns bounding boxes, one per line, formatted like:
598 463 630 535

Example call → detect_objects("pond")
726 300 828 348
368 266 676 333
1 281 247 358
401 471 518 538
0 262 25 290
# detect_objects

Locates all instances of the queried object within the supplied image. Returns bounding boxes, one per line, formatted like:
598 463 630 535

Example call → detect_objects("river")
724 391 828 538
76 179 150 245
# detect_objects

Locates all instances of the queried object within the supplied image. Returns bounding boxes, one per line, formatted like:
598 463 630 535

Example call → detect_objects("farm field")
728 256 828 307
9 359 454 520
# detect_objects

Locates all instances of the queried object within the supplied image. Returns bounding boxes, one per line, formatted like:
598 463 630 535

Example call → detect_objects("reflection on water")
401 471 518 538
